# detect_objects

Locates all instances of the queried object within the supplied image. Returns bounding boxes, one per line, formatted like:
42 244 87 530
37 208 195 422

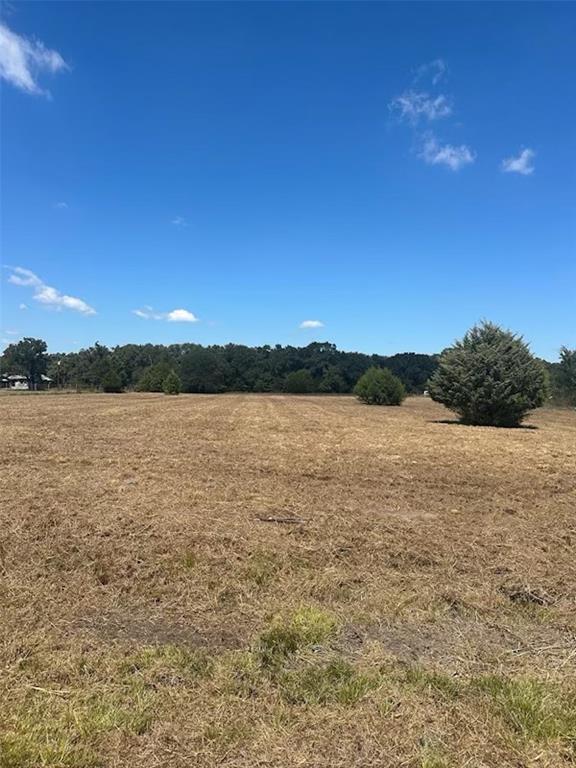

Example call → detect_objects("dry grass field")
1 393 575 768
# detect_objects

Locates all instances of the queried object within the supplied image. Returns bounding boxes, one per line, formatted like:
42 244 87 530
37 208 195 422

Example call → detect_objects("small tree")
136 361 172 392
354 367 405 405
284 369 315 394
101 368 123 393
555 347 576 406
428 321 548 427
163 370 182 395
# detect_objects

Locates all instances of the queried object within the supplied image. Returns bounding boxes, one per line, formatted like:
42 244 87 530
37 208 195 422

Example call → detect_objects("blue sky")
1 2 575 360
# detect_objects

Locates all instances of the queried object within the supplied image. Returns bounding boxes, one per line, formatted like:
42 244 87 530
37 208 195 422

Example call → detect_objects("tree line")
1 335 574 409
1 340 438 394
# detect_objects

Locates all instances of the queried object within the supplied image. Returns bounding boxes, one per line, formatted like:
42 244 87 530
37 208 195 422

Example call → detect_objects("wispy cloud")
0 22 68 96
501 148 535 176
133 306 198 323
391 60 476 170
133 306 162 320
299 320 324 329
54 201 68 209
7 267 96 315
171 216 188 228
390 59 451 125
19 303 28 310
415 58 448 86
420 134 475 171
389 90 452 124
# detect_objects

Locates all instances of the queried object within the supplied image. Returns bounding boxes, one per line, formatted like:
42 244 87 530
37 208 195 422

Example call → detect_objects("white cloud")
133 306 198 323
7 267 96 315
171 216 188 227
299 320 324 329
390 90 452 124
54 201 68 209
0 22 67 96
501 148 535 176
419 135 475 171
167 309 197 323
19 303 28 310
4 329 19 336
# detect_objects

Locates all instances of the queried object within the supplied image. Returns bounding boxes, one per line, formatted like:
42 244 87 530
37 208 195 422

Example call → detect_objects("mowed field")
1 393 575 768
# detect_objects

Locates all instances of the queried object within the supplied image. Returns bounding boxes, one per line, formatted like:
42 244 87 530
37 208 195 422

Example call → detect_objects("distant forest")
45 341 439 394
3 338 572 401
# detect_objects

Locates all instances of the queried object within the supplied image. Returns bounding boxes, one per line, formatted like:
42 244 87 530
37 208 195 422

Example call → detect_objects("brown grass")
1 393 575 767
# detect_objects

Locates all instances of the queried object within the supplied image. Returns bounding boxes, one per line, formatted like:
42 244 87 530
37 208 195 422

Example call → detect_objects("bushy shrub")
318 367 346 393
284 369 315 394
101 369 123 393
428 321 548 427
163 370 182 395
354 367 405 405
136 361 173 392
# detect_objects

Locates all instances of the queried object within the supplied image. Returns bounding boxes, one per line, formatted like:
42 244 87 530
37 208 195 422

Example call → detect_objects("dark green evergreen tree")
136 361 173 392
554 347 576 406
163 370 182 395
428 321 548 427
101 368 123 393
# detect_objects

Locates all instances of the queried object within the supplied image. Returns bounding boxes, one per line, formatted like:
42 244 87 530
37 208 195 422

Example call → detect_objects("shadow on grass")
429 419 538 430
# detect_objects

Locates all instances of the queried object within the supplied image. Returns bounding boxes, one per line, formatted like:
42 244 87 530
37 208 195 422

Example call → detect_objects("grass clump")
254 608 382 707
473 675 576 744
242 551 281 588
257 606 337 668
405 667 462 701
181 551 197 569
218 651 263 699
0 688 154 768
278 658 381 706
420 750 451 768
120 644 212 683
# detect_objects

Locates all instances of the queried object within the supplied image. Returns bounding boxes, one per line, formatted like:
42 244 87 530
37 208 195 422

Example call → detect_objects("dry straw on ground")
1 393 575 767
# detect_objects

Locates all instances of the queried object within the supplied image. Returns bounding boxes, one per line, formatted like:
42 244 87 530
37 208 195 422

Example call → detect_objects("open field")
1 393 575 768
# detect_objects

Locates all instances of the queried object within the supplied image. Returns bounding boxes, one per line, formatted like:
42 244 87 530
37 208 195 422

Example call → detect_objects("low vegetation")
354 366 406 405
1 393 575 766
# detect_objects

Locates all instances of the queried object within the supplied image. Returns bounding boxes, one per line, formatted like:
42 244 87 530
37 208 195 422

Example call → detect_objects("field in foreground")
1 393 575 768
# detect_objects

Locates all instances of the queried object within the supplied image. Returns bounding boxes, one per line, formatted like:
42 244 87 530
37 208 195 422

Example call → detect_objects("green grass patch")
473 675 576 744
0 687 154 768
256 606 337 668
278 658 382 706
405 667 462 701
420 750 451 768
119 644 212 684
